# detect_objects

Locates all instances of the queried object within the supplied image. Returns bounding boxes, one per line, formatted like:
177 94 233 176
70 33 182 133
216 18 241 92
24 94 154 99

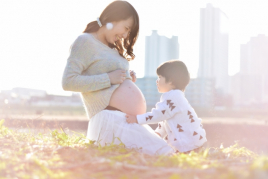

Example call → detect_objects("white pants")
87 110 174 156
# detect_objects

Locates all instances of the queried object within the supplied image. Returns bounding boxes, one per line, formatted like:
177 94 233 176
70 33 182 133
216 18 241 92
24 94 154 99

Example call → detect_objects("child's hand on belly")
129 70 136 83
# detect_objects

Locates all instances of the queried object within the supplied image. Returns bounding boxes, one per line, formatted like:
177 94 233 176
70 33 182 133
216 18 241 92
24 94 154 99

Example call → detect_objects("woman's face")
105 17 133 44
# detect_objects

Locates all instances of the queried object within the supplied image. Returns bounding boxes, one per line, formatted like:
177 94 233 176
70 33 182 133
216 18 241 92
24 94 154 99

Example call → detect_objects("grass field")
1 119 268 179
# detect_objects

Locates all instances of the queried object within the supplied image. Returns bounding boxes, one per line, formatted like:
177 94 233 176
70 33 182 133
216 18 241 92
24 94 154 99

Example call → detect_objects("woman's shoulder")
77 33 94 39
74 33 113 52
73 33 96 46
69 33 102 55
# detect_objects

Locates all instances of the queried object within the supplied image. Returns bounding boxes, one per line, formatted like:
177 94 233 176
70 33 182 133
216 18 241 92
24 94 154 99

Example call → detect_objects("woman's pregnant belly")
109 79 146 115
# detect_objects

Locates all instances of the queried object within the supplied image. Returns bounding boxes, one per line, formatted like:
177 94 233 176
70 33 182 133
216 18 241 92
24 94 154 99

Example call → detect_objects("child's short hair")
156 60 190 91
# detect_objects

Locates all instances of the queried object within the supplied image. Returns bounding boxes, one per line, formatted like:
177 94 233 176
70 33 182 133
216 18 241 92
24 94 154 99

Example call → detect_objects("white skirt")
87 110 174 156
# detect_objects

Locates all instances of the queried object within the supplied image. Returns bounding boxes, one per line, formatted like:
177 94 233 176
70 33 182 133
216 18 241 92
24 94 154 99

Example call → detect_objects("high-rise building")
144 30 179 77
240 34 268 76
229 73 263 105
198 3 229 93
231 34 268 105
135 77 160 111
185 78 215 108
135 31 179 110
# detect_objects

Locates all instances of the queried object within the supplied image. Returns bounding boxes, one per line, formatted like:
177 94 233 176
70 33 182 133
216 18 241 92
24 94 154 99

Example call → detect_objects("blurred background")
1 0 268 152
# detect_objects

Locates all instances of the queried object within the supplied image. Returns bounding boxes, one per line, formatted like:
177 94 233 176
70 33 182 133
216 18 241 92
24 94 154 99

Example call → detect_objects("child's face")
156 75 174 93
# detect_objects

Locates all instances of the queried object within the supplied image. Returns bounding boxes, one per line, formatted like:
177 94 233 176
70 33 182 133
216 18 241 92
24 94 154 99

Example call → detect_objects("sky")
1 0 268 96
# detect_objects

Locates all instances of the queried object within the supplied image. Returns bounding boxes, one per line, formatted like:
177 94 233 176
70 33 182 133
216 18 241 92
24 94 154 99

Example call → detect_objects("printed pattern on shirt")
146 116 153 121
139 99 177 124
137 90 206 152
177 124 184 132
167 100 176 111
165 136 168 140
188 110 195 123
188 110 203 140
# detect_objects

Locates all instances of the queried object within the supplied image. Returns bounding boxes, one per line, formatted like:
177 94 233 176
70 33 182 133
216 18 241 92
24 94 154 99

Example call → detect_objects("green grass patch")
0 119 268 179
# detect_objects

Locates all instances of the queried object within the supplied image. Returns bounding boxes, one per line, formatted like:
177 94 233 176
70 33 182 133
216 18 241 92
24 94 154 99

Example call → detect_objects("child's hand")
129 70 136 83
126 114 138 124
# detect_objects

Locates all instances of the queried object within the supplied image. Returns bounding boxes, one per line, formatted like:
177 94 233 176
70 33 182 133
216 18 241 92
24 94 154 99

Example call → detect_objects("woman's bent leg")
87 110 174 156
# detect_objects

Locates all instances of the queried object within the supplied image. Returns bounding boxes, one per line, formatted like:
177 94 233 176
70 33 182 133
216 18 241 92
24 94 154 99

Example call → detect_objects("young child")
126 60 207 153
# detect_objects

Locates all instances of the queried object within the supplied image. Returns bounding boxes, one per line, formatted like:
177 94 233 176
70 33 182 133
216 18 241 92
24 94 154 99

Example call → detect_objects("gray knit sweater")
62 33 131 118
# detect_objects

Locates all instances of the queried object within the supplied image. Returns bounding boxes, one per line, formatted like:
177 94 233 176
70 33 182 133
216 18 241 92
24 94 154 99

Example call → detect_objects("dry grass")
1 119 268 179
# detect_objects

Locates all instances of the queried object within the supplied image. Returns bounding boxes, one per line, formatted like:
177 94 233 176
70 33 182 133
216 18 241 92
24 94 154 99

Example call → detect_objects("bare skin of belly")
109 79 146 115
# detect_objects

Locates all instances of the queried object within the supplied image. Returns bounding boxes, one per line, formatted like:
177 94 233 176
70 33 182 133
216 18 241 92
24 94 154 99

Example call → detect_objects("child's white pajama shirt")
137 90 207 153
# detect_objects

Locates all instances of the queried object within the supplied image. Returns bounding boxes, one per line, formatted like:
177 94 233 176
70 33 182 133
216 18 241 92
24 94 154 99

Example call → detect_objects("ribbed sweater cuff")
97 73 111 89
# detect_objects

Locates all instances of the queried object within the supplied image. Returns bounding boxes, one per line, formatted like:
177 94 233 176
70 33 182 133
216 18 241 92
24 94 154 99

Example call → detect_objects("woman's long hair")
83 1 139 61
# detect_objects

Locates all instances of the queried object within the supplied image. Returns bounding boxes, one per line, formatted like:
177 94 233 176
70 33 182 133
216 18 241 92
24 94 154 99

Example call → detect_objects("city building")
144 30 179 77
139 29 217 109
230 34 268 106
185 78 215 108
135 77 160 111
198 3 229 93
0 88 83 107
240 34 268 76
136 77 216 111
135 30 180 110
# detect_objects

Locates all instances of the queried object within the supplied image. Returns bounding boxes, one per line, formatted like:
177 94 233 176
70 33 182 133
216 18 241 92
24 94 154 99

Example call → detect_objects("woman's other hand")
130 70 136 83
108 69 126 85
126 114 138 124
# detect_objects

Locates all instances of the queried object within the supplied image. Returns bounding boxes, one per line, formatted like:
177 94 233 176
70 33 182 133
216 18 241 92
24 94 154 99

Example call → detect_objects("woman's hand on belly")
108 69 127 85
109 79 146 115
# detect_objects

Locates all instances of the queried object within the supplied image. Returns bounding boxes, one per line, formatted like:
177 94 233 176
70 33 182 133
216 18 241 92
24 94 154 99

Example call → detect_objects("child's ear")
169 82 176 88
168 81 173 85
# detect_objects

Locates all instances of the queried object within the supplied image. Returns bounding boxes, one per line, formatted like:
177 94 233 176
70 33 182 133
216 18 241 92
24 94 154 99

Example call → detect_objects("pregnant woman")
62 1 174 155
